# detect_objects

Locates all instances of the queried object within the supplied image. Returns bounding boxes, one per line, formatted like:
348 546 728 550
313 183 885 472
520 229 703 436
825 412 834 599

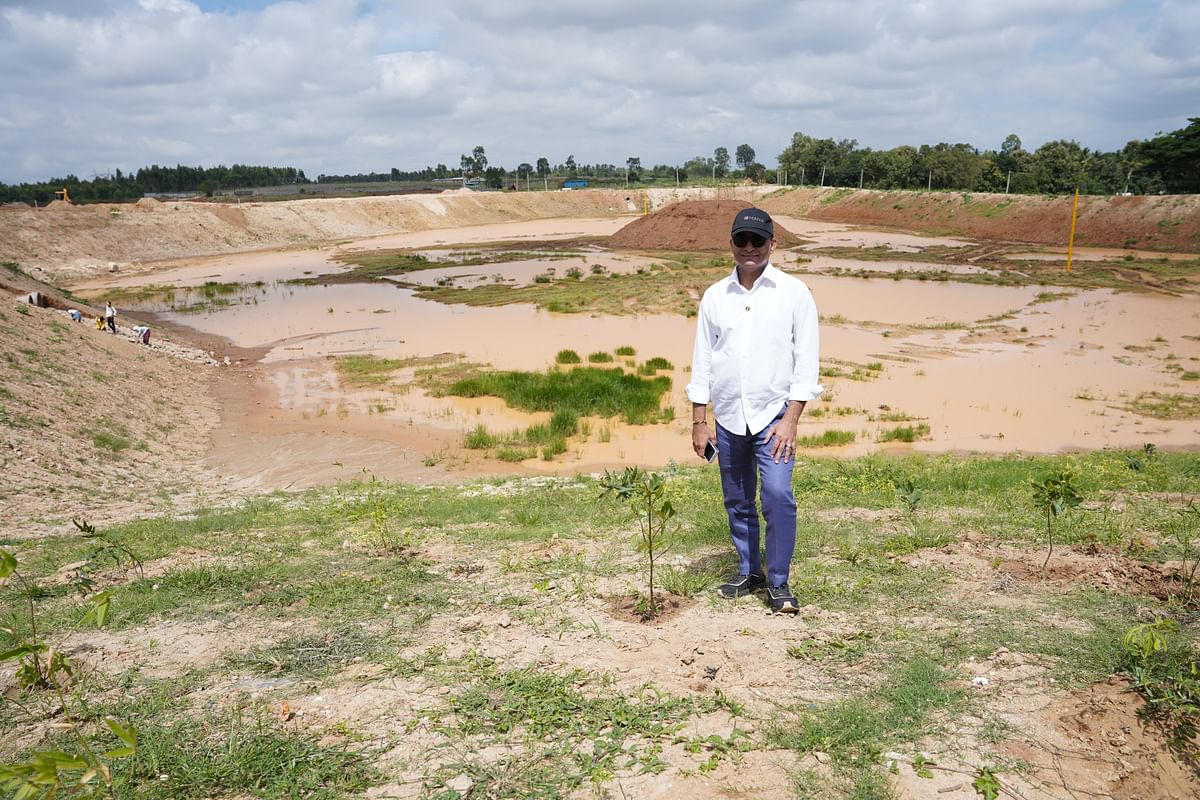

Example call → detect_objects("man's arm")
686 295 716 458
765 284 822 464
691 402 714 457
788 285 822 403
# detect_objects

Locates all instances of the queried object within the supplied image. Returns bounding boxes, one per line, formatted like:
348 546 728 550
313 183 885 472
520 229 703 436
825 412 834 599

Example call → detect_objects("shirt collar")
725 262 779 292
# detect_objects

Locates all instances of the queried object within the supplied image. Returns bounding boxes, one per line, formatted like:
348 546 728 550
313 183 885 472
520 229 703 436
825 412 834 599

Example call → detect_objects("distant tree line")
776 118 1200 195
0 164 307 205
2 119 1196 204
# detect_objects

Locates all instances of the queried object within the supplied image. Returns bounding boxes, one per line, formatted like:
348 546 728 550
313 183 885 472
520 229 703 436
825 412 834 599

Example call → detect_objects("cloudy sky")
1 0 1196 184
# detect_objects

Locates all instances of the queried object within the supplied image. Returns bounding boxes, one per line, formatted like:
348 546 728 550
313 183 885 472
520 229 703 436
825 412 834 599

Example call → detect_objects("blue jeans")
715 405 796 587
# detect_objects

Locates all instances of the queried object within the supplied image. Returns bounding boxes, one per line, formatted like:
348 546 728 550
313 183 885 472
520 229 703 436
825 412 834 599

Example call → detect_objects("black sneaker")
717 573 766 598
766 583 798 614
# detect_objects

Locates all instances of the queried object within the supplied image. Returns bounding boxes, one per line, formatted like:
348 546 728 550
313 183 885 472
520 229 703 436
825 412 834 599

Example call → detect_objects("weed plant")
1118 619 1200 761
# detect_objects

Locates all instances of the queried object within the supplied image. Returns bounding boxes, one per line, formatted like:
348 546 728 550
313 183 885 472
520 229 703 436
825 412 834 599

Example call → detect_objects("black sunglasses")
732 233 768 248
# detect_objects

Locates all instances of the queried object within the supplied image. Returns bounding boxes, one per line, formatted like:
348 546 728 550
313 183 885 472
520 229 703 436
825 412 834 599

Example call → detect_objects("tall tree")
735 144 756 171
778 132 857 186
994 133 1026 177
626 156 641 182
713 146 730 177
1028 140 1088 194
1137 118 1200 193
484 166 506 189
471 145 488 177
565 155 577 176
920 142 984 190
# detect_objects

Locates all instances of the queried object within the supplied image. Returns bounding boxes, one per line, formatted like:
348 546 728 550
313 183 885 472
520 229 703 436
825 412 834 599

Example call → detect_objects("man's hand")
692 421 715 458
764 405 803 463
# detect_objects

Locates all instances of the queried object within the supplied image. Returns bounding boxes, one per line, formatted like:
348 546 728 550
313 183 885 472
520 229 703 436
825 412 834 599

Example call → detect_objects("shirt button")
744 305 750 311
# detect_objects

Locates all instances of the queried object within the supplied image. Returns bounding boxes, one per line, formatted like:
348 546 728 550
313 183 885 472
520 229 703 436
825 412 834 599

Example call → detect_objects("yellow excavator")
53 187 71 203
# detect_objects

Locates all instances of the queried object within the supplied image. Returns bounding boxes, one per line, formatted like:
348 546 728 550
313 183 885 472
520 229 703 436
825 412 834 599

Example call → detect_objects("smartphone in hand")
703 440 718 462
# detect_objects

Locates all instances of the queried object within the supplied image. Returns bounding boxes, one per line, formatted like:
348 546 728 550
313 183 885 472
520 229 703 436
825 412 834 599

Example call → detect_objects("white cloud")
0 0 1196 183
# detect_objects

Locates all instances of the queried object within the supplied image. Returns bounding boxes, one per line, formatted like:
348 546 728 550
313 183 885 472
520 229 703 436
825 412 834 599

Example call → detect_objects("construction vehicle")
53 187 71 203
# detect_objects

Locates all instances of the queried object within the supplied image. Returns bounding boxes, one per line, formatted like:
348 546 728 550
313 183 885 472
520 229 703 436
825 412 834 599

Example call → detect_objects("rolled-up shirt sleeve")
790 284 823 402
686 294 714 405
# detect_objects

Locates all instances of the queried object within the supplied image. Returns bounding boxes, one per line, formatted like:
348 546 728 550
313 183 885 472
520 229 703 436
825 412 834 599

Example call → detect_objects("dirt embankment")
762 187 1200 252
0 279 228 536
0 187 764 285
4 187 1197 287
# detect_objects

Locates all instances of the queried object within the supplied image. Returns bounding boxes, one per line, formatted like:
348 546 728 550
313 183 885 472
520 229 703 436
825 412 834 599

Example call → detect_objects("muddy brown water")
72 216 1200 491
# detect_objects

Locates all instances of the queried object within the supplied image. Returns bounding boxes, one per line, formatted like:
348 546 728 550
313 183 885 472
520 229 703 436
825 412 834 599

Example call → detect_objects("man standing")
687 207 822 613
104 301 117 334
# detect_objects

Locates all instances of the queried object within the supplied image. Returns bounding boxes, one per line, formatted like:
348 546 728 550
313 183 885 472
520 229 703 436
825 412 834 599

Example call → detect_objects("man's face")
730 231 775 271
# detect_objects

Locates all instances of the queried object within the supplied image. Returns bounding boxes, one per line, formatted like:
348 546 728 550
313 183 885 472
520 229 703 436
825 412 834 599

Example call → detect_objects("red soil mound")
607 199 803 251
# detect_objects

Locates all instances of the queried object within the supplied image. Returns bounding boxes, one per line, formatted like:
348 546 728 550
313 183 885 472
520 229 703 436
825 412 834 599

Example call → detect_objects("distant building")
562 179 589 189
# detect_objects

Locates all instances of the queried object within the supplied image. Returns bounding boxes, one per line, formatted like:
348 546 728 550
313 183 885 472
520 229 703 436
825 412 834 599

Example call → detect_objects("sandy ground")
4 187 1198 513
54 213 1200 497
3 189 1199 798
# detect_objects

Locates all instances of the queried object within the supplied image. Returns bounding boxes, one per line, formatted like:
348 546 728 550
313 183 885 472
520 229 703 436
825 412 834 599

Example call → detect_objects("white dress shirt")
686 263 823 435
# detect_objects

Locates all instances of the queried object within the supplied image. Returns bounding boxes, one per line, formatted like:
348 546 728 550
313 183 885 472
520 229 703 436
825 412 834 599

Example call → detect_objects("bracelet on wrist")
692 420 706 426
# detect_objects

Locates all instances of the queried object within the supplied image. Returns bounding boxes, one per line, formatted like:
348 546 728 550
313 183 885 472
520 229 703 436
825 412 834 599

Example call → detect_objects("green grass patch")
496 446 536 462
464 424 499 449
122 710 377 799
587 351 614 363
83 419 133 452
443 366 670 425
431 656 719 797
225 627 380 678
555 349 581 364
1126 391 1200 419
769 655 963 796
878 423 932 443
333 354 410 386
798 429 856 448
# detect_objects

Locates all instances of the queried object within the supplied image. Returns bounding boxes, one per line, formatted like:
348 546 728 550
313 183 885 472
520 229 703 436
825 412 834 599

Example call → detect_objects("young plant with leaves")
1030 468 1083 570
598 466 676 617
1168 500 1200 604
1119 618 1200 760
0 548 137 799
894 478 924 514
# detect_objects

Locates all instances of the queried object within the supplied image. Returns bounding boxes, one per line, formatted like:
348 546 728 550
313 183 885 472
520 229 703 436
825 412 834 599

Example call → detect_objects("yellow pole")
1065 188 1080 273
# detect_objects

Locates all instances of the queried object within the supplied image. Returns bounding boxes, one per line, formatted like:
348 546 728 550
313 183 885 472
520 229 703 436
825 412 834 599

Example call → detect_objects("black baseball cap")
731 207 774 239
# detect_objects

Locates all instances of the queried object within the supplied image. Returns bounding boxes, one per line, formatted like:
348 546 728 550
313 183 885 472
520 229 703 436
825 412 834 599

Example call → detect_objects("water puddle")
67 216 1200 489
399 252 659 288
1006 247 1199 263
